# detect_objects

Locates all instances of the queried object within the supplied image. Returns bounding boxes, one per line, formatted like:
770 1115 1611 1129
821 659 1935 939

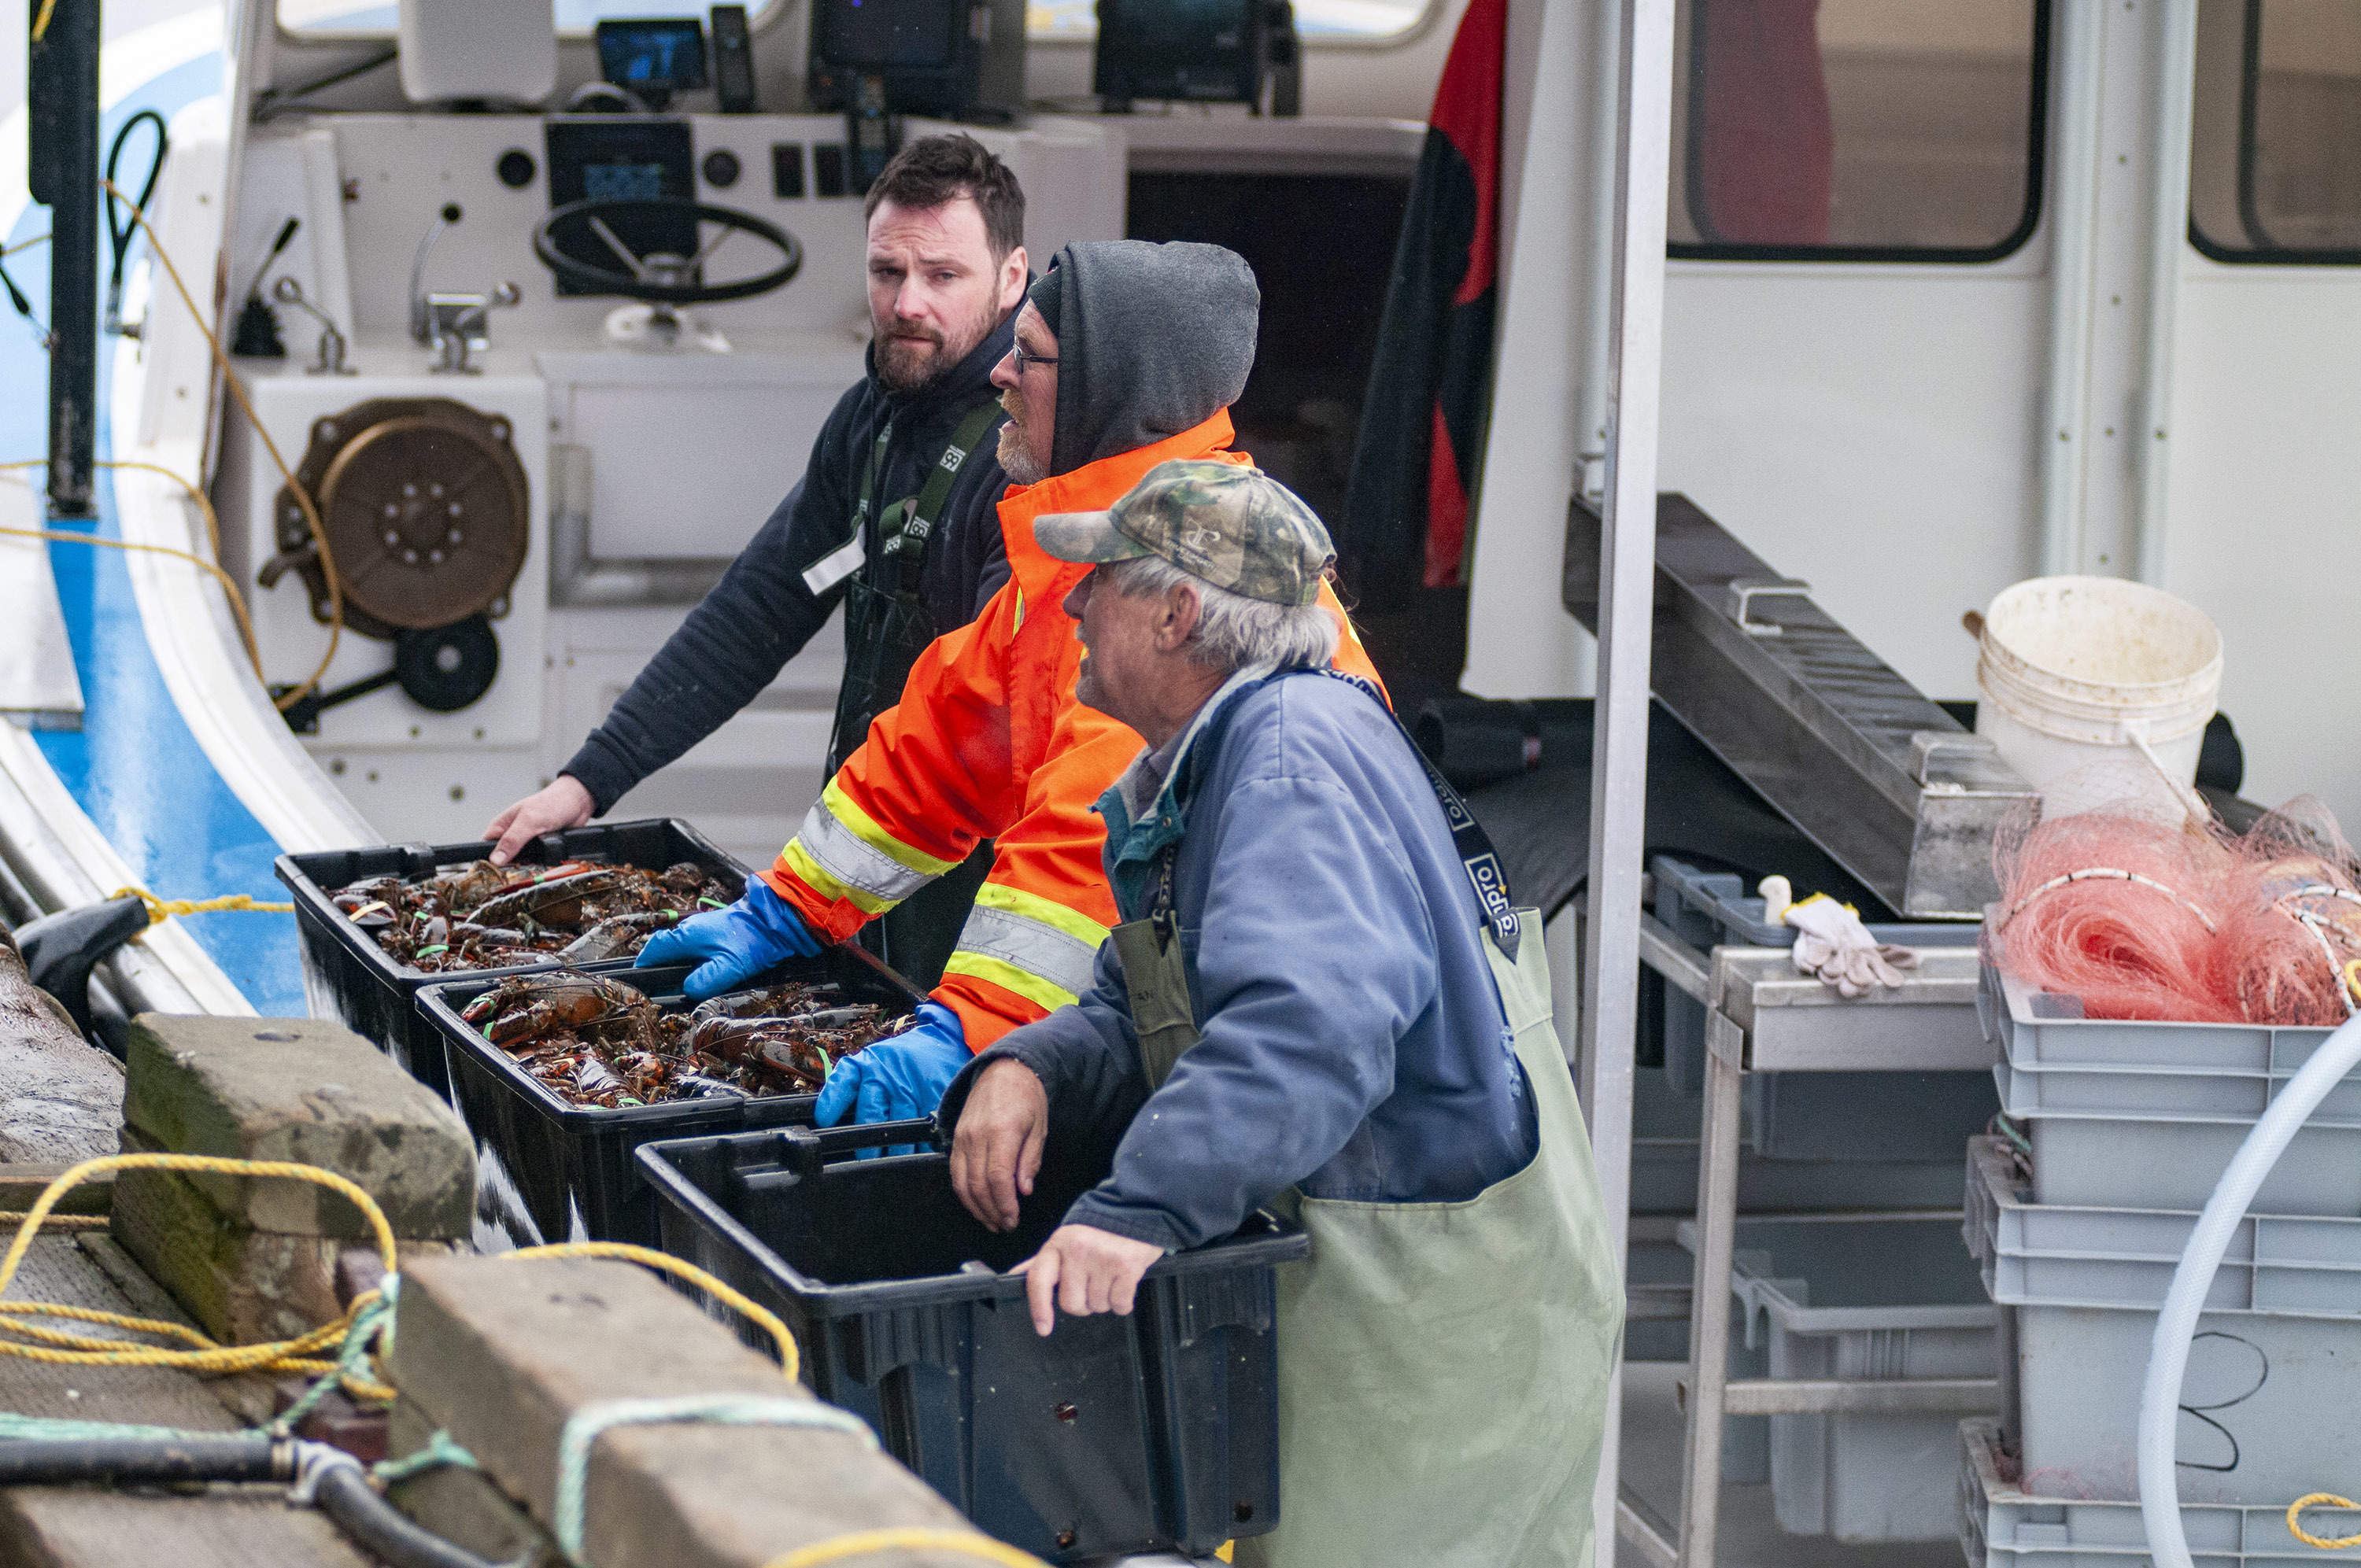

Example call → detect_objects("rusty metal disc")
273 399 529 638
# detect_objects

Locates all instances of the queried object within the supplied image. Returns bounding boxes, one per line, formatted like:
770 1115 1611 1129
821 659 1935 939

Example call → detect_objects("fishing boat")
6 2 2361 1563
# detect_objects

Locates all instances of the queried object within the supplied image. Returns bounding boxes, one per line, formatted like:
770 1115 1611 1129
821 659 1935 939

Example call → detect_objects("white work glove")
1782 893 1919 998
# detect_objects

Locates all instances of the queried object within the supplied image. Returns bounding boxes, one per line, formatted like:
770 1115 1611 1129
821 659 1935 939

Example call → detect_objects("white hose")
2138 1013 2361 1568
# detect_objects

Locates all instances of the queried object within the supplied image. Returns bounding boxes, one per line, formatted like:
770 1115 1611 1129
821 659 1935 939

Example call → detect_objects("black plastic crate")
638 1120 1307 1562
416 950 924 1248
274 818 747 1098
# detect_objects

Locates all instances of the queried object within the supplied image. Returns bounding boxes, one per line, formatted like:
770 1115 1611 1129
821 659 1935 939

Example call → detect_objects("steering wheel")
531 197 802 304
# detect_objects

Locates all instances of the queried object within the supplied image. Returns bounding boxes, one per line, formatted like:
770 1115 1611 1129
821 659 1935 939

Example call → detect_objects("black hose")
309 1463 502 1568
0 1435 499 1568
103 109 168 331
0 1433 282 1485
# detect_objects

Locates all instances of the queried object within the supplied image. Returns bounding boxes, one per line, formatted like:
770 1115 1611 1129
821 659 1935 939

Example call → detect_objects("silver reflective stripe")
954 902 1103 999
795 801 936 905
801 533 866 596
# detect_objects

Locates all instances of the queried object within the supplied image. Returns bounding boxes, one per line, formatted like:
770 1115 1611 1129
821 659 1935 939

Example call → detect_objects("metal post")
1575 0 1624 493
2134 0 2199 587
1580 1 1676 1562
2038 0 2107 577
1675 1035 1743 1567
28 0 101 518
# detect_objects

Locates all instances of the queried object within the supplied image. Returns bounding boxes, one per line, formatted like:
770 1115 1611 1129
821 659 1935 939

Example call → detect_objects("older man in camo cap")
940 459 1622 1568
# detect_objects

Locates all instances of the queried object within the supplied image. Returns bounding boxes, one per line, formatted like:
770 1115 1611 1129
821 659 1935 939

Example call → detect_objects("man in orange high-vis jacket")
639 239 1383 1127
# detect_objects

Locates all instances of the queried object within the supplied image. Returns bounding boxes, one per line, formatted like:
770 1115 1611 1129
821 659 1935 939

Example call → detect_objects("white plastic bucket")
1973 576 2222 817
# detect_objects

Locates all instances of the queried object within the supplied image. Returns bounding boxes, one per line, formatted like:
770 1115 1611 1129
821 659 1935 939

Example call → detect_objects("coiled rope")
0 1158 1044 1566
2286 1492 2361 1550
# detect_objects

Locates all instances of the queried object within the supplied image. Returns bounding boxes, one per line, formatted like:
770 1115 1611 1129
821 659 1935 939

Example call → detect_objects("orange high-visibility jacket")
759 410 1385 1049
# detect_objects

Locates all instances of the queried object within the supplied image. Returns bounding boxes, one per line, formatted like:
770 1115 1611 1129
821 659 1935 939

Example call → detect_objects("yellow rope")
109 885 294 924
0 1212 105 1233
0 1171 1031 1559
0 507 264 684
99 176 347 710
2 233 48 258
0 1155 396 1386
29 0 56 42
2345 958 2361 1009
506 1242 804 1383
2288 1492 2361 1549
763 1528 1047 1568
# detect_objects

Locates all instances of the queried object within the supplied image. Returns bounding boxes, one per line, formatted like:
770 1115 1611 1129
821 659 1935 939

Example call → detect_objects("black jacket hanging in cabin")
1339 0 1504 613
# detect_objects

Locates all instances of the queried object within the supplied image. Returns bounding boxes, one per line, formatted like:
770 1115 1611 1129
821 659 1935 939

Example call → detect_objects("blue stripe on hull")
13 54 308 1017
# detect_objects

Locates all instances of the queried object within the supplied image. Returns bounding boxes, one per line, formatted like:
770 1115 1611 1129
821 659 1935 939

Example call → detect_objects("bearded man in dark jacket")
482 133 1029 985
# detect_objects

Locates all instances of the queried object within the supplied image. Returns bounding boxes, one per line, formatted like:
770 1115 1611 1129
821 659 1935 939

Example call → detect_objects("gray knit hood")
1028 241 1260 478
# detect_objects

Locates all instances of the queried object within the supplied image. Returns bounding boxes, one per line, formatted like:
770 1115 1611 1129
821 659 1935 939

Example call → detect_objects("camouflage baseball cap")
1033 459 1336 607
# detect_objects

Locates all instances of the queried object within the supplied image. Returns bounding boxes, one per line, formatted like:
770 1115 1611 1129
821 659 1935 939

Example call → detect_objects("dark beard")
873 299 999 393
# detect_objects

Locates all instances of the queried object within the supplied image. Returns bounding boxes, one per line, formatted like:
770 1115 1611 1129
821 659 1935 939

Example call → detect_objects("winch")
260 397 529 640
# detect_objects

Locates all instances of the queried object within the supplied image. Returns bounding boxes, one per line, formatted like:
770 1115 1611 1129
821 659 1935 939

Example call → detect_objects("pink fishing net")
1989 788 2361 1026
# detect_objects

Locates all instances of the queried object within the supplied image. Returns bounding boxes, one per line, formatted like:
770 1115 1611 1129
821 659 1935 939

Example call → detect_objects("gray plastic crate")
1981 963 2336 1071
1996 1054 2361 1123
1982 965 2361 1212
1678 1212 1997 1542
1967 1138 2361 1312
1958 1419 2361 1567
1965 1138 2361 1504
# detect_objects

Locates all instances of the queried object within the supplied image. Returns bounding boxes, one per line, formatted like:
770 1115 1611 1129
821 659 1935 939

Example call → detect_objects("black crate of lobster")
415 950 928 1249
636 1117 1306 1562
274 818 747 1098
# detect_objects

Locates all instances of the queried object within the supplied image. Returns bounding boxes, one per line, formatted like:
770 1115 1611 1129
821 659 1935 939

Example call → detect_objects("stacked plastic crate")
1961 965 2361 1566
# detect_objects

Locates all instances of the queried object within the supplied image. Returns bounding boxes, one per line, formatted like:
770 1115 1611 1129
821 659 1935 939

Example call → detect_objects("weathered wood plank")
393 1255 985 1568
0 1238 369 1567
0 1171 108 1219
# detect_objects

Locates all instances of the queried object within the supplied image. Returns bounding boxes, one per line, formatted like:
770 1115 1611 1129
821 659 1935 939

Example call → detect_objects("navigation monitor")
1096 0 1266 105
595 17 710 110
817 0 959 68
544 120 699 296
807 0 1022 116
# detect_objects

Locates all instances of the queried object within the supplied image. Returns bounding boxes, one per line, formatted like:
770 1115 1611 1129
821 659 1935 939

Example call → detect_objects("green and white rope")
554 1393 878 1565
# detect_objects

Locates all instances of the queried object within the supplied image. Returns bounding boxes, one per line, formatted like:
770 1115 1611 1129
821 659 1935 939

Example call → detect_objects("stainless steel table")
1614 934 2000 1568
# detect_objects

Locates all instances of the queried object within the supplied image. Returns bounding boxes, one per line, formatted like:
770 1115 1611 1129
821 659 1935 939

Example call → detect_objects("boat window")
1669 0 2049 261
2191 0 2361 260
279 0 778 37
1025 0 1435 46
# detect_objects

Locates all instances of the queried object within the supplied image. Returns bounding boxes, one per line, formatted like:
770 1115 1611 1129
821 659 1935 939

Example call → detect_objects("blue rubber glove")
816 1001 970 1157
634 877 822 999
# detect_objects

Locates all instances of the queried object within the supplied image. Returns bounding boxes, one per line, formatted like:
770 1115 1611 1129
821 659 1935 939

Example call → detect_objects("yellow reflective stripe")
942 951 1080 1015
969 880 1112 950
822 780 961 878
952 901 1104 1004
1013 588 1025 631
785 796 945 913
780 839 899 917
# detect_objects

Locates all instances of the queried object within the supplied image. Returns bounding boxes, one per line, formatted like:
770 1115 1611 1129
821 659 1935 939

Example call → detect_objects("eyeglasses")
1011 340 1059 374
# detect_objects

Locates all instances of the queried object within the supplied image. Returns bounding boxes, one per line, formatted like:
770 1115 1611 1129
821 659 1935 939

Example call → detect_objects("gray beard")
1000 441 1047 485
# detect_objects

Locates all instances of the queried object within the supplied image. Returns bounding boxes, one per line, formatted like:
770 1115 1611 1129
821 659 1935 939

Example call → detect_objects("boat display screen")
544 120 698 296
594 18 711 97
816 0 959 69
582 161 668 202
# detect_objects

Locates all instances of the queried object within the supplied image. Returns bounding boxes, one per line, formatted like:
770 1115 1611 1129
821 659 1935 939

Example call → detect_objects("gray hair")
1103 555 1339 673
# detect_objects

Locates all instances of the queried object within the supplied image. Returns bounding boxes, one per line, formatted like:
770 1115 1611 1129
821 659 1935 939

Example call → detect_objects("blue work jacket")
943 666 1539 1253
